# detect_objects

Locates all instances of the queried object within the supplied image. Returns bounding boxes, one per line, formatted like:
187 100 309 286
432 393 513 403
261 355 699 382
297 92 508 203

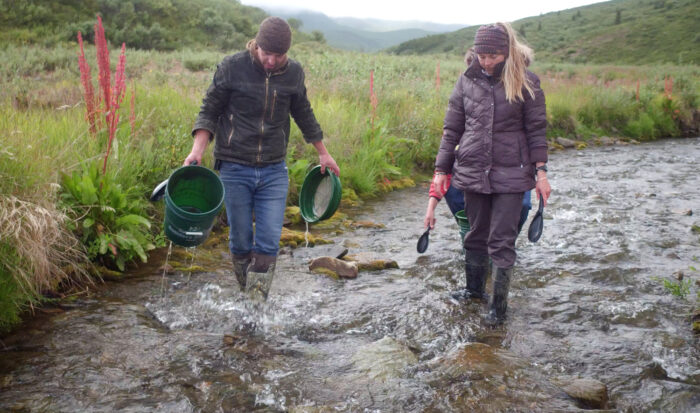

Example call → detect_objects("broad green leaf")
99 235 109 255
116 214 151 229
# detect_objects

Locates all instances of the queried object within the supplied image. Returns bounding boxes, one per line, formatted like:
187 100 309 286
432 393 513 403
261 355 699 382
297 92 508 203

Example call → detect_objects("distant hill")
0 0 268 51
263 9 466 52
389 0 700 64
330 17 465 33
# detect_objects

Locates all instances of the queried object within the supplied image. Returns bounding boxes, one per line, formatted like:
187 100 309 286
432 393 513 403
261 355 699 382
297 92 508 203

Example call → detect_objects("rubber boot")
232 253 251 291
245 253 276 301
484 264 513 326
451 251 489 301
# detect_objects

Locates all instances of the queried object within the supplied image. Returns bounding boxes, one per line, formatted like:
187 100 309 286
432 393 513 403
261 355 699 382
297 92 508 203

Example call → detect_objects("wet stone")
434 342 528 379
597 136 616 146
309 256 358 279
555 377 609 410
343 251 399 271
670 209 692 216
556 137 577 148
350 220 385 229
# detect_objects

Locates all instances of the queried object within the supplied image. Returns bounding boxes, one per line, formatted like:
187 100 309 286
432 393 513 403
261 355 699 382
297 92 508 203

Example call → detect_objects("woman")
433 22 551 325
185 17 340 300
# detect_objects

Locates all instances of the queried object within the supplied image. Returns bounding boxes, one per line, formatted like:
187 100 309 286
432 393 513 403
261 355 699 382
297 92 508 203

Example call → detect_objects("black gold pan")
528 194 545 243
417 227 430 253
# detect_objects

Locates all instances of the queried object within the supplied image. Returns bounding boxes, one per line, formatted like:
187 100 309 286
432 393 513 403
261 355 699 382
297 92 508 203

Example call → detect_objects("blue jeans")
219 161 288 257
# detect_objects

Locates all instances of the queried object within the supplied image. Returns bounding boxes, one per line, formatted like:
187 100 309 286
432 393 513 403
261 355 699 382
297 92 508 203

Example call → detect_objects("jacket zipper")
227 114 234 145
517 135 524 167
258 74 271 163
269 90 277 122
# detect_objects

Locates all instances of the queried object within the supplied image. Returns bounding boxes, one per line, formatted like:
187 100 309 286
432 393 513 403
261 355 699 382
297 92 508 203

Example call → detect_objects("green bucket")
164 165 224 247
455 209 471 241
299 165 341 223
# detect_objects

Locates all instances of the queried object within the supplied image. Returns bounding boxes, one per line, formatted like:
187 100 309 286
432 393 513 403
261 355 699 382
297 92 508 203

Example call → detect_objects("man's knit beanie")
473 24 509 56
255 17 292 54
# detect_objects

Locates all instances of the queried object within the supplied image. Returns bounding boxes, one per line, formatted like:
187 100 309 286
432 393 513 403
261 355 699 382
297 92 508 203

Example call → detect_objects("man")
185 17 340 300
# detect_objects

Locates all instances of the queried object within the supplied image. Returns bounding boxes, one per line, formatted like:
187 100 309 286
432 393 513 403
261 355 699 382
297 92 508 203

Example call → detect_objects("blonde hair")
497 22 535 103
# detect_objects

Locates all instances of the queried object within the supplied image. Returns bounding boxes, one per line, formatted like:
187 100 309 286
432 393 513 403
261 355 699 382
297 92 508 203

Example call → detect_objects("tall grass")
0 196 91 332
0 42 697 332
537 62 698 141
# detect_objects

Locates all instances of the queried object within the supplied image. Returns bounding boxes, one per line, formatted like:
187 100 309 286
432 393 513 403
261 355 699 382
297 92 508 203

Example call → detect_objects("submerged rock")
425 342 578 410
350 220 385 229
351 336 418 380
671 209 692 216
555 377 609 409
435 342 529 379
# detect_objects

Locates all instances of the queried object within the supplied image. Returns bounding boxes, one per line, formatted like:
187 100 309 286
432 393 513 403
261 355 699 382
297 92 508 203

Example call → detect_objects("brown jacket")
434 56 547 194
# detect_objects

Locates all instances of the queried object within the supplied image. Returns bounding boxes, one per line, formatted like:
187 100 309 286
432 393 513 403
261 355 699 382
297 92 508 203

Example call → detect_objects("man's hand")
319 153 340 176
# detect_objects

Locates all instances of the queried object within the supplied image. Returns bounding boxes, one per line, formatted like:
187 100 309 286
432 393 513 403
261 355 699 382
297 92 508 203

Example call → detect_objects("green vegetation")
0 0 327 51
538 63 698 140
60 162 160 271
1 1 698 333
390 0 700 65
653 274 695 301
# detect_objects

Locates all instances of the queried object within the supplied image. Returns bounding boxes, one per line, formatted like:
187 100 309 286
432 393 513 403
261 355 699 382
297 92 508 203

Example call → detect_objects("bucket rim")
165 165 225 216
299 165 341 223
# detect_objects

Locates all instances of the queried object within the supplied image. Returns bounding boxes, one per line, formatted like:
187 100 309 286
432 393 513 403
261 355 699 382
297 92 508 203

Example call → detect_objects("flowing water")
1 139 699 412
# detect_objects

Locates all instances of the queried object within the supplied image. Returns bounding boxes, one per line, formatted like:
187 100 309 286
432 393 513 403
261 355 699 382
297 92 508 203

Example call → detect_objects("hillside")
333 17 465 33
389 0 700 64
0 0 269 51
262 10 450 52
2 0 698 64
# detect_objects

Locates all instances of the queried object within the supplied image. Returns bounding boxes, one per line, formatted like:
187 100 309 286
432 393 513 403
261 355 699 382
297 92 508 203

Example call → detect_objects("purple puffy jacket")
435 57 548 194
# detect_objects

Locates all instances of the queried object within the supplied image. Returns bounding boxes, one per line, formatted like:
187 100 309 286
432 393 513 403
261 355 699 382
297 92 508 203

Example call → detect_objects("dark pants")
463 192 523 268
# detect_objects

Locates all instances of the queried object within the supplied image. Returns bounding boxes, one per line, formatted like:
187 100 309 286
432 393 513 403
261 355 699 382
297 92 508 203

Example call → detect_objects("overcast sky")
240 0 608 25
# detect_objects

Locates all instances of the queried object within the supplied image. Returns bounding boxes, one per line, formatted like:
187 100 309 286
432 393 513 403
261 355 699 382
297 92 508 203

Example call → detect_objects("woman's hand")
432 173 449 196
424 197 439 229
535 173 551 206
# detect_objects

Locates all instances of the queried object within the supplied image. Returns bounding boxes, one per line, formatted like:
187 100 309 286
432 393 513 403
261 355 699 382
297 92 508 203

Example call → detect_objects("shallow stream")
1 138 699 412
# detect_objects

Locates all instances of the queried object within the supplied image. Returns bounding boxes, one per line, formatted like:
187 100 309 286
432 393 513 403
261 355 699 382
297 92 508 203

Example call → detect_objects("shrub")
59 162 156 271
625 112 656 140
548 103 577 137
